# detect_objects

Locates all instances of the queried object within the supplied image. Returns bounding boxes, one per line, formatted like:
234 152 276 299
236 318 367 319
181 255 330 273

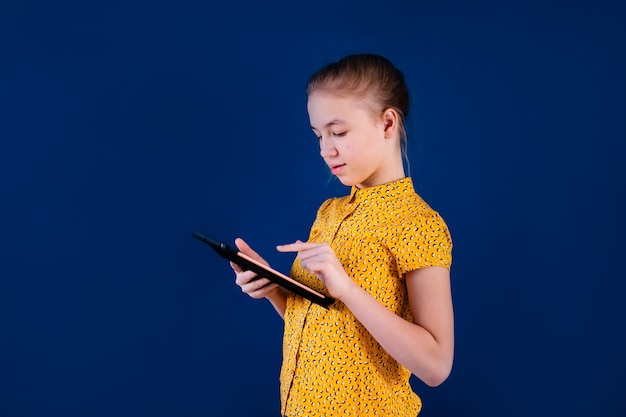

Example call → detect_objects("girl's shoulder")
317 193 353 212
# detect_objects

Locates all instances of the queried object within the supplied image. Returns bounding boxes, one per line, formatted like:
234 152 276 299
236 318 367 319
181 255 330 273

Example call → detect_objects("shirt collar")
348 177 414 205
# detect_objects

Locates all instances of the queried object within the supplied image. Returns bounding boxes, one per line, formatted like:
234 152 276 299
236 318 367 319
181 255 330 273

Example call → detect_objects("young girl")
231 54 454 416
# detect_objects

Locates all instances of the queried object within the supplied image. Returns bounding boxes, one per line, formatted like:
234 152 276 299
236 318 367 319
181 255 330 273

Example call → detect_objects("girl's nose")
319 137 337 158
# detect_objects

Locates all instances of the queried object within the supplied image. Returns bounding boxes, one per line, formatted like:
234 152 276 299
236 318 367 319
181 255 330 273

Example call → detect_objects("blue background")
1 0 625 416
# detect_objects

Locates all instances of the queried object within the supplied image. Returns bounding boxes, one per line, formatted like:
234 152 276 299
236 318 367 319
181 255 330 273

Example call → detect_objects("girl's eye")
333 131 347 137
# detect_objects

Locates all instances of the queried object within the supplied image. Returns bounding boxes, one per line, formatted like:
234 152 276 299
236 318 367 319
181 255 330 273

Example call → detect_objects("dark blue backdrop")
1 1 625 416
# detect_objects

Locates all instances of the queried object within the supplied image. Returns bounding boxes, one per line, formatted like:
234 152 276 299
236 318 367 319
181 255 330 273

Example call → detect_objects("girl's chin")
336 177 358 187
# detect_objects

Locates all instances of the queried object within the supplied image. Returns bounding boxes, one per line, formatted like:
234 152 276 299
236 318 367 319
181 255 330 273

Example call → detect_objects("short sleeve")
307 198 335 242
391 211 453 275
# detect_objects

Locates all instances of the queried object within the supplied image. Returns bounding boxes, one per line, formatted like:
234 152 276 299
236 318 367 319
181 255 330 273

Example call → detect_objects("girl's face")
307 91 402 188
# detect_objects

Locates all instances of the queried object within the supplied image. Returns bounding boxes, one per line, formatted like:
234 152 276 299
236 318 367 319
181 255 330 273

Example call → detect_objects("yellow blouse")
280 177 453 416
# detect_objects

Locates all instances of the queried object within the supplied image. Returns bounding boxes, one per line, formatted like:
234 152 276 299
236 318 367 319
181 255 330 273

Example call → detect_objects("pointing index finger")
276 241 316 253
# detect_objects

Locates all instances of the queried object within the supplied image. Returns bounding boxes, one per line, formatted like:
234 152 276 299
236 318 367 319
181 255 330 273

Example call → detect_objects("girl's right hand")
230 237 281 300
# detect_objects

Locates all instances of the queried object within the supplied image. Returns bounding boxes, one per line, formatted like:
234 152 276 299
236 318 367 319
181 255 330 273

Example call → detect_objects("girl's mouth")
330 164 346 175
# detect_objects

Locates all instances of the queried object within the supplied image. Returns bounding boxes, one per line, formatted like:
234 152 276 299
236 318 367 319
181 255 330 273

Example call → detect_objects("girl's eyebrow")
311 119 345 130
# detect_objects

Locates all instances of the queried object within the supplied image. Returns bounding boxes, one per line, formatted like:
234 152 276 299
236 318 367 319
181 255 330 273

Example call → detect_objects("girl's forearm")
339 283 453 386
266 287 288 319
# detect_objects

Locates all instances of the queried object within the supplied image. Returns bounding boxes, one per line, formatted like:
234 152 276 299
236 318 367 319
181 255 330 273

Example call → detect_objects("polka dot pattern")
280 177 452 416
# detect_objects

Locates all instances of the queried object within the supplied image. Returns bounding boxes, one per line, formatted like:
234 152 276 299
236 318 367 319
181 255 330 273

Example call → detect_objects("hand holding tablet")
192 231 334 308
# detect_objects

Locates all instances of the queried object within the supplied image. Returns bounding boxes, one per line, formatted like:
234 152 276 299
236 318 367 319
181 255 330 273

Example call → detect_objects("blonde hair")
306 54 411 172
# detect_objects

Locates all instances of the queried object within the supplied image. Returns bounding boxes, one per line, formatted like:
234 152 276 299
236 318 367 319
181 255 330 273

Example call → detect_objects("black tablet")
192 231 334 308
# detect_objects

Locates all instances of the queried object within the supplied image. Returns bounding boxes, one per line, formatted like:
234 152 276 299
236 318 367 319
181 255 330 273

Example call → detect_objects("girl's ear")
382 108 399 139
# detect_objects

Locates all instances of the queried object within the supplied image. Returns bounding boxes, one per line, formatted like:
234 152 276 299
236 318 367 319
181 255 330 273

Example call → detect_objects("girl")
231 54 454 416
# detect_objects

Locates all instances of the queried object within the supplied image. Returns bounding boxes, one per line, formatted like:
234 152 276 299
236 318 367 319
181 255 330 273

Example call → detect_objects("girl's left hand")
276 240 355 300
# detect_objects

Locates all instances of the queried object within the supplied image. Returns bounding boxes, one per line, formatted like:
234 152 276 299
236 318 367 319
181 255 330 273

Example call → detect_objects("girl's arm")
339 265 454 386
277 241 454 386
